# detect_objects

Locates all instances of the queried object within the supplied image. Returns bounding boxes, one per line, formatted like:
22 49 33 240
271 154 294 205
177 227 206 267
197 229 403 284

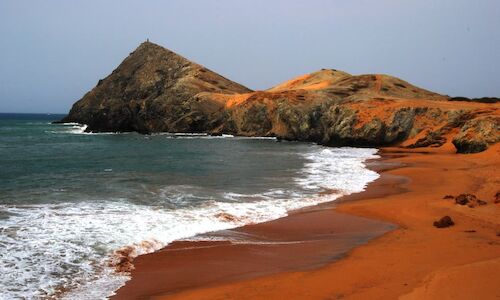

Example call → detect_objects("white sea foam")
0 146 379 299
296 147 379 194
59 123 88 134
50 123 276 140
59 122 81 126
155 133 276 140
46 123 89 135
48 123 122 135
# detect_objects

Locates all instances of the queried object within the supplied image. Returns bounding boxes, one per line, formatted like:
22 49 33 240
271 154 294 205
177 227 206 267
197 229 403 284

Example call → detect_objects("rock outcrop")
59 41 500 153
452 116 500 153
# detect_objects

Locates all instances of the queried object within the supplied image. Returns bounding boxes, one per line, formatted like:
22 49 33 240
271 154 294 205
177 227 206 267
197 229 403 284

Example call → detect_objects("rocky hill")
60 42 499 153
60 42 251 133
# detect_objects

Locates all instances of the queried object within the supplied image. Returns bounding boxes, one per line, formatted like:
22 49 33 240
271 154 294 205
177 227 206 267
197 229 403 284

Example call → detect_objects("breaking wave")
0 145 378 299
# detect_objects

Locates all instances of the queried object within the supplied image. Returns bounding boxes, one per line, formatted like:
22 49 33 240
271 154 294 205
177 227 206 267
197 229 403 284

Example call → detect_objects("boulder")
452 116 500 153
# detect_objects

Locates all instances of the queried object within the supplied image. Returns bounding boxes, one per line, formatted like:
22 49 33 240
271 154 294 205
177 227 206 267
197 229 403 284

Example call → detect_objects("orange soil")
152 143 500 300
224 93 253 108
268 73 312 91
298 80 331 90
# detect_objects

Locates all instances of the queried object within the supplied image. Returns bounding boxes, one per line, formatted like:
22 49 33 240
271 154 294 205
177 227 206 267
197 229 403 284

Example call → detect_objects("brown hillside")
60 42 499 153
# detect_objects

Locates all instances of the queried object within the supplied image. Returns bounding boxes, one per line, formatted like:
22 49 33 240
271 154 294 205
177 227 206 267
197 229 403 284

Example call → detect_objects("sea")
0 113 380 299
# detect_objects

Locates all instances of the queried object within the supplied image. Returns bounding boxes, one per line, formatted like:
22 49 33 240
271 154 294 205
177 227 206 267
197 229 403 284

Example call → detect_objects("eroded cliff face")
61 42 500 153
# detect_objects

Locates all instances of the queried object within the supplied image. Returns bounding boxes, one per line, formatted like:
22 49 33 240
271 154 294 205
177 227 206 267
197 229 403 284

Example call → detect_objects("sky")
0 0 499 113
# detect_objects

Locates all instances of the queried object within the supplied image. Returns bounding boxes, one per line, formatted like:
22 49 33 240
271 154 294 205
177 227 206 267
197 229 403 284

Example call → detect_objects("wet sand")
113 144 500 300
112 157 401 299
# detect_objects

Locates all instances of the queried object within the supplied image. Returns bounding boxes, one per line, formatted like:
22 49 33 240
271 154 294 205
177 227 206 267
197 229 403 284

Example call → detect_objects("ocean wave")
58 122 81 126
49 123 125 135
154 133 276 140
49 124 276 140
296 147 379 193
0 146 379 299
46 123 88 134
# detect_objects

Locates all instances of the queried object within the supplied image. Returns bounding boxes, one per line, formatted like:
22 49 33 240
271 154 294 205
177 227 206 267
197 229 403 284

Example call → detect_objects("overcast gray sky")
1 0 499 113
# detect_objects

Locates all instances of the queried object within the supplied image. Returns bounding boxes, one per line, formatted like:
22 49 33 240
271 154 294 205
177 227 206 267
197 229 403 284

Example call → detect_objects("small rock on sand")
433 216 455 228
454 193 487 207
455 194 476 205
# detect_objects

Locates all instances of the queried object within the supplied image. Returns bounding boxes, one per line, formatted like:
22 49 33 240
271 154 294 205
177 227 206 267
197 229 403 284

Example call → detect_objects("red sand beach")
113 144 500 300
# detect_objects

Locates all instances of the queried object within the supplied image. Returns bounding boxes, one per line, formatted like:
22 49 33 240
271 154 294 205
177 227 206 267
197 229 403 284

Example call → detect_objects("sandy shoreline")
112 144 500 299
